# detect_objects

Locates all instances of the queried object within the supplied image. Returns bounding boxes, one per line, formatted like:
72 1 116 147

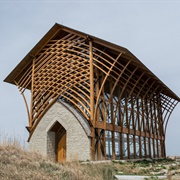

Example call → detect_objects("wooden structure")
4 23 179 160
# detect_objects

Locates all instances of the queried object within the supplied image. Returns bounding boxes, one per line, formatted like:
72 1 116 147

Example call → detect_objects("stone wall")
29 100 91 161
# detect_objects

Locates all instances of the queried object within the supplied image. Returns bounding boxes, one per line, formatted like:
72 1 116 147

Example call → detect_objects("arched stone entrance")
28 101 91 162
49 121 66 162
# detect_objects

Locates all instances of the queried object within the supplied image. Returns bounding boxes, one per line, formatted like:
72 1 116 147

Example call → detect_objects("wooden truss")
4 24 179 160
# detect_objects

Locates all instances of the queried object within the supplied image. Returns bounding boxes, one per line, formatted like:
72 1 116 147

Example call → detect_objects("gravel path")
114 175 167 180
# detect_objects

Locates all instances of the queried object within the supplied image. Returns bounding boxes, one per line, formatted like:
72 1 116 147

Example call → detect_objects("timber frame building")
4 24 179 162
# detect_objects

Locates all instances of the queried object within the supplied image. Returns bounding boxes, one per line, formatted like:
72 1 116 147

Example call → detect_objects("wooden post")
89 40 94 124
142 100 147 158
137 98 142 158
110 77 116 160
89 40 95 160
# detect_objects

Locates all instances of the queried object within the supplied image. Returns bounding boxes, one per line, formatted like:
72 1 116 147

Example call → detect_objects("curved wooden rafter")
14 80 31 126
93 52 123 122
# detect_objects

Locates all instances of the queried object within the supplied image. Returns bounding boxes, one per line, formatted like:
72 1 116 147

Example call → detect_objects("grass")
0 135 180 180
0 143 116 180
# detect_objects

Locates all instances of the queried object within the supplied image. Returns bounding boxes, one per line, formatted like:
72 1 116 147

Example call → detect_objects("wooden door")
57 133 66 162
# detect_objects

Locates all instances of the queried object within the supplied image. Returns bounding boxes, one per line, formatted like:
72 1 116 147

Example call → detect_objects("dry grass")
0 143 115 180
0 135 179 180
0 145 59 180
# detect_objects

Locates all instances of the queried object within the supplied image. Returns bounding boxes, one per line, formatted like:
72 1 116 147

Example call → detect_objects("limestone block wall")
29 101 91 161
47 131 56 160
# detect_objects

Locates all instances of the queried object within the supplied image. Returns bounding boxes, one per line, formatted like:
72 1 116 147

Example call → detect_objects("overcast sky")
0 1 179 155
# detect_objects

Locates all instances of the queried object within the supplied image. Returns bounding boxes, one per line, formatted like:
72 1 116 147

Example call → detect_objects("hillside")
0 144 115 180
0 144 180 180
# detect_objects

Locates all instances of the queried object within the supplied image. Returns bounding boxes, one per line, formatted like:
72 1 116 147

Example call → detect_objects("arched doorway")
49 121 66 162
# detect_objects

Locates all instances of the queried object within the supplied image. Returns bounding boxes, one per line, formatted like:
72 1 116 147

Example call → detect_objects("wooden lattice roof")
4 23 180 101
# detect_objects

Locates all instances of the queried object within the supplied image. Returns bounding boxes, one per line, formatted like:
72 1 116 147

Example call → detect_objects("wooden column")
110 78 116 160
151 99 156 158
125 92 130 159
137 98 142 158
89 40 95 160
153 95 158 158
131 96 136 159
95 67 101 160
89 41 94 124
103 129 106 160
154 95 160 158
97 129 101 160
145 99 151 158
120 100 123 159
142 99 147 158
